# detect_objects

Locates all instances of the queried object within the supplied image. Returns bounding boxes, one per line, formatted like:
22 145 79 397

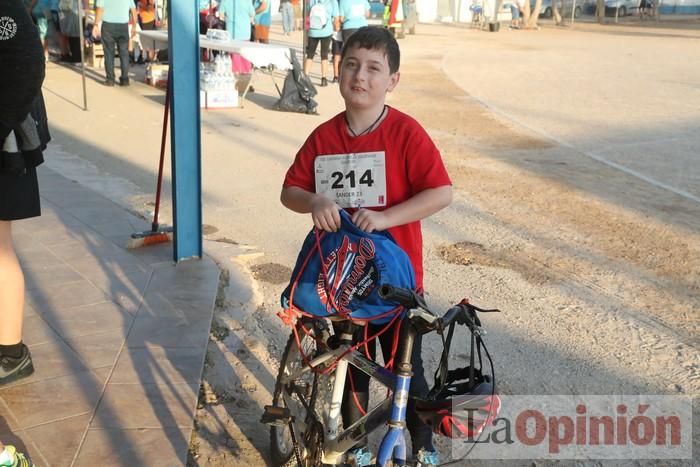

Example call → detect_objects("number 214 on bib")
314 152 387 208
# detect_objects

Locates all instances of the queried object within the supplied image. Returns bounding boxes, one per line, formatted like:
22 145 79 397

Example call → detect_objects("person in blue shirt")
26 0 51 61
338 0 369 41
304 0 339 86
218 0 255 41
253 0 271 43
93 0 138 86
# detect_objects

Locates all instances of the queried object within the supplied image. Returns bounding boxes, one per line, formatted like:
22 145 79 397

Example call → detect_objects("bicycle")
262 284 501 467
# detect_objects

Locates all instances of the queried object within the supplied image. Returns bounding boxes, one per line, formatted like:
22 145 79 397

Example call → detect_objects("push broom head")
127 226 173 249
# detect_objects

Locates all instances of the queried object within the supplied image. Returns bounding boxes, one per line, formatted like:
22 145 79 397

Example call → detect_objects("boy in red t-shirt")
281 26 452 466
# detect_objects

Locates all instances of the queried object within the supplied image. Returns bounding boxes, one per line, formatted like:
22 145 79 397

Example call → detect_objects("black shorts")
0 168 41 221
306 36 331 60
51 10 60 32
342 28 358 42
140 20 156 30
332 38 343 56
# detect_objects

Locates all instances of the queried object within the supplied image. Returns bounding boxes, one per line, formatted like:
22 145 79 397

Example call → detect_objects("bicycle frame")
279 321 419 466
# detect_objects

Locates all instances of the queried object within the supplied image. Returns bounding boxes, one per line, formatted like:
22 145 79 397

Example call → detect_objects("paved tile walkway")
0 167 219 466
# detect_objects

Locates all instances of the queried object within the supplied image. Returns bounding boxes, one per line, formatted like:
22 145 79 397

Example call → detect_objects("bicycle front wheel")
270 319 328 466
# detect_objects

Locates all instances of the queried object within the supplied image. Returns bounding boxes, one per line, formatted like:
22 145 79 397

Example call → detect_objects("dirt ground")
179 23 699 467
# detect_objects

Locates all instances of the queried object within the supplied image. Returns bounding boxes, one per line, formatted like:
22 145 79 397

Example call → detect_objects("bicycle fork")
376 369 410 466
377 319 421 467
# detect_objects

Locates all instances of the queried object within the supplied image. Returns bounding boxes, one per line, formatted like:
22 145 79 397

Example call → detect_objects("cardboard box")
201 90 238 109
146 64 169 88
85 43 104 68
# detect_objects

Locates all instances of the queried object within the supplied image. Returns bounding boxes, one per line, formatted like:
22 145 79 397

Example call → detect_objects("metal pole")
77 0 88 110
571 0 576 23
302 0 307 53
169 0 203 261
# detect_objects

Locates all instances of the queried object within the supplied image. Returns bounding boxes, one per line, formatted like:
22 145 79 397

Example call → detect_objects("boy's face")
339 45 400 112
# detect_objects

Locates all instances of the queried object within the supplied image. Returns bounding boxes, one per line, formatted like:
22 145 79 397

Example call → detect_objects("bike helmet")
414 300 501 439
414 381 501 439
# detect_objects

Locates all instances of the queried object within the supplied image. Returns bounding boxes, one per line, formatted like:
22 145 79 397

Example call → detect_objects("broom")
128 71 173 249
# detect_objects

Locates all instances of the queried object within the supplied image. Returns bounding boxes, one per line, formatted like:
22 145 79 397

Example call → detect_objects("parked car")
604 0 640 16
532 0 584 18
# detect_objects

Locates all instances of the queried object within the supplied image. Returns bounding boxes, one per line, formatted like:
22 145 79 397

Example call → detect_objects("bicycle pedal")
260 405 292 426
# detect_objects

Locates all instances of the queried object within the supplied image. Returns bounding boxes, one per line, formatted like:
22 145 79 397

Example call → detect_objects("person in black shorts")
331 21 342 83
1 0 50 401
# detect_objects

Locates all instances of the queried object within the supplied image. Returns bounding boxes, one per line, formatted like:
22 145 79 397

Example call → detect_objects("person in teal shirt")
28 0 51 60
339 0 369 41
304 0 339 86
252 0 271 43
218 0 255 41
93 0 138 85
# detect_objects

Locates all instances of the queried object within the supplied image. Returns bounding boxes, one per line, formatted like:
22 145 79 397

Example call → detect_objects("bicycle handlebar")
378 283 499 334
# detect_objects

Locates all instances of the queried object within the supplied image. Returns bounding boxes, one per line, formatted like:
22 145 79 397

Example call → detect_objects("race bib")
315 152 387 208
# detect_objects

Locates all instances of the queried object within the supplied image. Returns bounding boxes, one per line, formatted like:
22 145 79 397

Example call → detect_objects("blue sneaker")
346 446 372 467
416 448 439 466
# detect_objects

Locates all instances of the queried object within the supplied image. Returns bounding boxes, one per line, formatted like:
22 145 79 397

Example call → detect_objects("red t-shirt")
283 106 451 289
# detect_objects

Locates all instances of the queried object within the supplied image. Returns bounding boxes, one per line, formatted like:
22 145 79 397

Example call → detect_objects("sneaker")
119 78 130 86
0 345 34 386
320 77 328 87
415 448 439 467
0 445 33 467
104 79 115 87
332 76 338 84
346 446 371 467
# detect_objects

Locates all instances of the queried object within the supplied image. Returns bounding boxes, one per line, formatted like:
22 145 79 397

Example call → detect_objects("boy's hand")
311 195 341 232
351 209 389 233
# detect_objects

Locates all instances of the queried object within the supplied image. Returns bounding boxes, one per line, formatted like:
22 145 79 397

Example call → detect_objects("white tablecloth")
138 30 292 70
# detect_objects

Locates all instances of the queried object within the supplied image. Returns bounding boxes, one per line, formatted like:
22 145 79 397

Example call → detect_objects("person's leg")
140 21 156 61
101 23 117 83
304 37 319 76
36 16 49 61
282 2 293 34
319 37 330 84
0 221 24 348
294 3 302 30
116 23 130 85
338 324 374 450
319 37 329 86
332 39 342 81
255 25 270 44
342 28 358 42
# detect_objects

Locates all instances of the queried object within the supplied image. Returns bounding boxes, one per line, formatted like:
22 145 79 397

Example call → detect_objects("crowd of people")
20 0 378 89
203 0 372 87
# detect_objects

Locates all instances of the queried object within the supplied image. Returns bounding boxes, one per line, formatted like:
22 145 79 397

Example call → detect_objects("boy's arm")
351 185 453 233
281 186 342 232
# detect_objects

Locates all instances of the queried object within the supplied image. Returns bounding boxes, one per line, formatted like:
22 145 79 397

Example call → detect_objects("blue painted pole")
168 0 202 261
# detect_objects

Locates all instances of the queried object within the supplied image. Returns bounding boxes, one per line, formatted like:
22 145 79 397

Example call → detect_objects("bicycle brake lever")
407 309 439 329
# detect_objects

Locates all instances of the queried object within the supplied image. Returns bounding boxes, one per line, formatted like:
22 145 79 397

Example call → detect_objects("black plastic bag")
274 49 318 114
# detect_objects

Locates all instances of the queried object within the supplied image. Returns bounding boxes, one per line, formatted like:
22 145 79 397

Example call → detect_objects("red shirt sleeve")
403 116 452 193
283 131 318 192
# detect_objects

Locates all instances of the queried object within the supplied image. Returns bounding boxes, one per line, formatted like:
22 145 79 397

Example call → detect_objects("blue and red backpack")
281 210 416 324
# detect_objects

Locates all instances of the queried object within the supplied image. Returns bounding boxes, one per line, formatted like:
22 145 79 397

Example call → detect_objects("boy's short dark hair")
341 26 400 74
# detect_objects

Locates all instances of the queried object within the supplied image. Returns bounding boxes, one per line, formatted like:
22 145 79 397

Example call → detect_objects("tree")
596 0 605 22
